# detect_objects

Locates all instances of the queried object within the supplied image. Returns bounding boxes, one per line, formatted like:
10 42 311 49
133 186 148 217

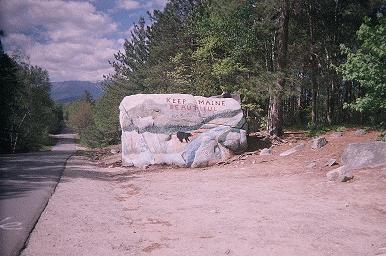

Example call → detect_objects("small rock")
110 148 120 154
311 137 327 149
325 158 338 167
326 169 339 181
259 148 272 156
354 129 366 135
279 143 305 157
331 132 343 138
341 176 353 182
326 166 353 182
306 162 317 169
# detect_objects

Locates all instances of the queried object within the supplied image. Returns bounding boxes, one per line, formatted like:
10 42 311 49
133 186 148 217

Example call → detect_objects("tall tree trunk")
327 83 332 124
267 0 289 136
308 2 318 127
311 80 317 126
327 0 339 125
268 94 283 135
12 111 29 153
327 78 336 125
296 87 303 125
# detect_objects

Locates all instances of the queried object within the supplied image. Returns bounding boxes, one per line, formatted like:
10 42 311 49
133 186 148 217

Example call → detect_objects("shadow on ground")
0 150 137 201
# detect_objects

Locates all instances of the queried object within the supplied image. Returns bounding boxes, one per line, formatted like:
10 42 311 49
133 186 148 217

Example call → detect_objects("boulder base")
119 94 247 168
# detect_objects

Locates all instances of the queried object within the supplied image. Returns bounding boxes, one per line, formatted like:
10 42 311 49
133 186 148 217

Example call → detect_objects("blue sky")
0 0 166 81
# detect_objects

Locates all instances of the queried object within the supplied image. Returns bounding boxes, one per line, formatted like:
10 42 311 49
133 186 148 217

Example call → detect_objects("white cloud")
115 0 166 11
0 0 121 81
146 0 167 9
117 0 142 10
28 38 120 81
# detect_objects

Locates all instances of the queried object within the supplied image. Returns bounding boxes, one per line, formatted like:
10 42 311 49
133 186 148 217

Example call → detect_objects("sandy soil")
22 130 386 256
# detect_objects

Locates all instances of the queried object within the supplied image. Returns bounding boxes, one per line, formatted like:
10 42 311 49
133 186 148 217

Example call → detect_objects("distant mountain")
51 80 103 103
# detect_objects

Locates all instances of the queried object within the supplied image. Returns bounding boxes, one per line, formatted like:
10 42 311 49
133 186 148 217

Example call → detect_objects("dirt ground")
22 130 386 256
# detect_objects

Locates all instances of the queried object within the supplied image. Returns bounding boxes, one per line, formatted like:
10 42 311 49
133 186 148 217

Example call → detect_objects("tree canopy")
338 14 386 122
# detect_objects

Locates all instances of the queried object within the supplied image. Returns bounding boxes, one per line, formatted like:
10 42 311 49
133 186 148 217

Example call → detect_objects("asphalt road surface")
0 133 76 256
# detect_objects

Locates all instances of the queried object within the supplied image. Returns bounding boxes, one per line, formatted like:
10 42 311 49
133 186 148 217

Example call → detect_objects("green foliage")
338 16 386 118
81 87 121 148
0 52 63 153
66 100 94 135
306 125 346 137
0 52 22 152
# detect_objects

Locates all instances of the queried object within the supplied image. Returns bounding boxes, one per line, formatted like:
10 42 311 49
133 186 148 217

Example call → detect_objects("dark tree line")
74 0 385 147
0 37 62 153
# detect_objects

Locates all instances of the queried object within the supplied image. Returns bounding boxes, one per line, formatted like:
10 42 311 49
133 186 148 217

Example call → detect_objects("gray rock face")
279 144 305 157
342 142 386 170
326 141 386 182
259 148 272 156
311 137 327 149
119 94 247 168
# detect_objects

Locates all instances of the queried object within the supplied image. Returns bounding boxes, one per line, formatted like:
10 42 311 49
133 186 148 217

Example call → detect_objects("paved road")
0 133 76 256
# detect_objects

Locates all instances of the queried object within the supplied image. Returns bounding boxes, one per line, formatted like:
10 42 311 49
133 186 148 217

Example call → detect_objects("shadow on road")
0 151 71 200
60 160 137 184
0 132 77 201
0 130 136 201
0 154 135 201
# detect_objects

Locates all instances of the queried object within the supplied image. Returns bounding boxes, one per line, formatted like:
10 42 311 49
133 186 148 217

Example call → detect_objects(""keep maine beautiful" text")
166 97 226 112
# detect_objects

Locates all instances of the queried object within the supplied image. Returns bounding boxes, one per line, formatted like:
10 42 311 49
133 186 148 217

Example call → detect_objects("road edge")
17 151 75 256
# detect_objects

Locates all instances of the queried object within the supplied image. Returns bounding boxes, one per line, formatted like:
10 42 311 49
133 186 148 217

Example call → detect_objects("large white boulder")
119 94 247 168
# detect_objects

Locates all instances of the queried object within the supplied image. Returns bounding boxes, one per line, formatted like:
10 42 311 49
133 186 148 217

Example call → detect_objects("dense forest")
3 0 381 150
67 0 384 148
0 39 63 153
